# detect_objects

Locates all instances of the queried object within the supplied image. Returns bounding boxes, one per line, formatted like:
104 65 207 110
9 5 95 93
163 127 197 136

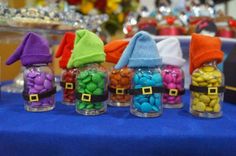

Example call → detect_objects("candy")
108 67 133 106
191 65 223 114
132 68 162 114
25 69 55 109
61 68 77 104
161 65 184 107
76 69 107 111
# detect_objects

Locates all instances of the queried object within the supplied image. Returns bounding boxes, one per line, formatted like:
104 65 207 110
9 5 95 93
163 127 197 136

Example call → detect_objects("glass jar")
61 68 78 105
75 63 107 115
108 67 133 107
161 65 185 108
130 67 163 117
190 61 224 118
23 64 55 112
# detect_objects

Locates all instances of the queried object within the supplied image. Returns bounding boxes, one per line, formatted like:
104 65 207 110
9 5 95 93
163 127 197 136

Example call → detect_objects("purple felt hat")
6 32 52 66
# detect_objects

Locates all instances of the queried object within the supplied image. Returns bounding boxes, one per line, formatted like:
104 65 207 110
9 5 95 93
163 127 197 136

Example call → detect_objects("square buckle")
116 88 124 95
208 87 218 95
65 82 74 89
169 89 178 96
29 94 39 102
142 87 153 95
81 94 91 102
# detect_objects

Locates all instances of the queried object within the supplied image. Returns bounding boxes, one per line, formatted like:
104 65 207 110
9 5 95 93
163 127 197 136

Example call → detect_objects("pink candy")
161 65 184 105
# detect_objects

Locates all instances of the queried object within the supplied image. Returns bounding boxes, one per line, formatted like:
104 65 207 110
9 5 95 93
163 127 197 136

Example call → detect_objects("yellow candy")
192 105 197 111
192 98 199 105
193 92 200 97
199 95 210 104
214 104 221 112
208 84 213 87
196 102 206 112
209 95 219 99
192 72 201 77
192 81 199 86
202 66 215 72
208 79 217 83
212 70 222 78
195 77 205 82
209 99 216 107
206 106 213 112
199 82 208 86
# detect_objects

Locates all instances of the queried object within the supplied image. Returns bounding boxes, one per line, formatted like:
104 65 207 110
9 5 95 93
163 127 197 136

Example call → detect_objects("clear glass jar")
161 65 184 108
24 64 55 112
75 63 107 115
108 67 133 107
61 68 78 105
190 61 224 118
130 67 163 117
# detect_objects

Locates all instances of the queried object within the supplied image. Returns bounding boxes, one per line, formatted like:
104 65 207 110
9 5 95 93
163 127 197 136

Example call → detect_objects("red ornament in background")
229 19 236 28
166 16 176 25
67 0 81 5
94 0 107 12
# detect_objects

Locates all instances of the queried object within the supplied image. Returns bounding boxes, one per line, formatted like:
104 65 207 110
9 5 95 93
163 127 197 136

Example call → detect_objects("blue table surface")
0 90 236 156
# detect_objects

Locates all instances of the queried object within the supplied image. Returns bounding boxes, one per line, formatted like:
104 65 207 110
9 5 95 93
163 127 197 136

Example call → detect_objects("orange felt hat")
189 33 224 74
104 40 129 64
55 32 75 69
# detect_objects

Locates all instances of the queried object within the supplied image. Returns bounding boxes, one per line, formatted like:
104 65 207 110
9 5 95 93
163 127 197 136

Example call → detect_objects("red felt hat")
104 40 129 64
55 32 75 69
189 33 224 74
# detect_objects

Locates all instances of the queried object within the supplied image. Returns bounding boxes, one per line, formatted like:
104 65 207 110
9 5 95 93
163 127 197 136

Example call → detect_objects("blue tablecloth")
0 90 236 156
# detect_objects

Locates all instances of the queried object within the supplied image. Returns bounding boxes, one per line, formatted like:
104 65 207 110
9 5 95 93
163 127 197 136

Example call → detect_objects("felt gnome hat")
115 31 162 69
6 32 52 66
156 37 185 67
67 30 105 68
55 32 75 69
189 33 224 74
104 39 129 64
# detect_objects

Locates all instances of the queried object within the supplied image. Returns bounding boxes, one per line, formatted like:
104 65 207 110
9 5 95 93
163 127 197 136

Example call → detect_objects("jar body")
131 67 163 117
75 63 107 115
162 65 184 108
24 65 55 112
61 68 78 105
190 62 224 118
108 67 133 107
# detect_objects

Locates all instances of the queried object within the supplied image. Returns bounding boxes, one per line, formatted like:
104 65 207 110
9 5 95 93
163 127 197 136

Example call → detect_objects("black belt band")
108 86 130 95
22 87 57 102
75 91 108 103
190 85 225 95
129 86 164 95
60 81 75 90
164 88 185 96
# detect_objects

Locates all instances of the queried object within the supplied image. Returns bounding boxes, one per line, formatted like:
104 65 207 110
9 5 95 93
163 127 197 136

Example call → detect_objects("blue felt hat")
115 31 162 69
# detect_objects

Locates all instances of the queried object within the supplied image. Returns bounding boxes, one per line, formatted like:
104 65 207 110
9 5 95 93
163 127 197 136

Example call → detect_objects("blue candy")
149 96 155 105
139 97 149 103
140 102 152 113
152 106 160 112
134 102 141 110
134 85 142 89
134 74 139 84
152 73 162 83
155 98 161 106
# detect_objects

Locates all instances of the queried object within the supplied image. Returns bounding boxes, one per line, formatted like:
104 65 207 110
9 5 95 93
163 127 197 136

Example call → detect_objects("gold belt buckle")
208 87 218 95
29 94 39 102
65 82 74 89
116 88 124 95
142 87 153 95
169 89 178 96
81 94 91 102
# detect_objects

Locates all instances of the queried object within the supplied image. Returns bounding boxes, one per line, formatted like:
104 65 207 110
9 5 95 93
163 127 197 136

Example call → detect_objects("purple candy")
44 79 52 89
27 71 39 78
29 88 38 94
34 84 44 91
30 102 41 107
40 88 47 93
27 81 34 87
34 73 46 85
46 74 53 81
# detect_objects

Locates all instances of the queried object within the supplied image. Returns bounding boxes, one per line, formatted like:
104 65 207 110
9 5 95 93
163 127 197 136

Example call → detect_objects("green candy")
92 74 102 83
86 82 97 92
78 71 89 80
97 72 105 78
93 88 103 95
85 89 92 94
78 82 86 88
98 81 105 88
86 104 94 109
77 102 86 110
82 76 91 83
94 103 103 109
78 88 85 93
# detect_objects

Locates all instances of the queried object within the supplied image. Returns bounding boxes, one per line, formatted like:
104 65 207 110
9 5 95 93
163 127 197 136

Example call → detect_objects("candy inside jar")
75 63 107 115
108 67 133 107
61 68 78 105
162 65 184 108
24 64 55 112
190 63 224 118
131 68 163 117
